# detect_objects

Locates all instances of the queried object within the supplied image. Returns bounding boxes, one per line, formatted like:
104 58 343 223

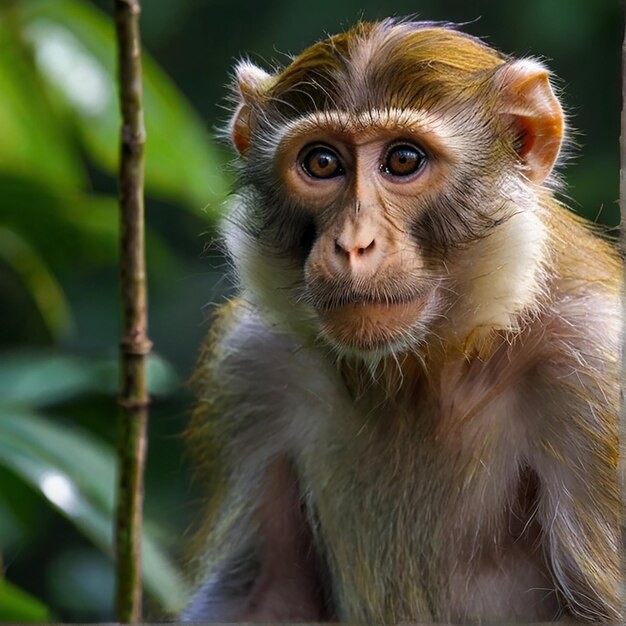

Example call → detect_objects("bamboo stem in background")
620 6 626 583
113 0 151 622
621 18 626 262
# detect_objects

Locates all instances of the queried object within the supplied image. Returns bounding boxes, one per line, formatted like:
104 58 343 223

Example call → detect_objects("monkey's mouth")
314 293 436 353
302 275 432 311
300 275 441 353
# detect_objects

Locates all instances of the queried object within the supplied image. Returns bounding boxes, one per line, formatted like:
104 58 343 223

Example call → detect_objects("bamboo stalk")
620 5 626 588
621 15 626 252
113 0 151 622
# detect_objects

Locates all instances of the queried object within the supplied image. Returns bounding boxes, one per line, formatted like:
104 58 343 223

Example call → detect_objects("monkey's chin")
316 298 432 358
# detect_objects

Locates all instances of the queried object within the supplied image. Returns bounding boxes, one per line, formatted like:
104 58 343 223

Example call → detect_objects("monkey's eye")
300 145 344 179
383 144 427 178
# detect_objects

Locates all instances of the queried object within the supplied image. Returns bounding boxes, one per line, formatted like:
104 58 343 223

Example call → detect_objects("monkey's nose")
334 237 376 259
332 235 381 275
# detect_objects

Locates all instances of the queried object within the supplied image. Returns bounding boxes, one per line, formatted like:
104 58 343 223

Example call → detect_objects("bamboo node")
117 395 151 409
120 336 153 355
122 124 146 148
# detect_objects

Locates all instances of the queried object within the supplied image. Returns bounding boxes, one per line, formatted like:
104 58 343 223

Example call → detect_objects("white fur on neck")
447 201 548 343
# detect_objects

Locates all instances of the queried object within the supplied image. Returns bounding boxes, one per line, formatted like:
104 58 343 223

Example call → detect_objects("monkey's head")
224 20 564 359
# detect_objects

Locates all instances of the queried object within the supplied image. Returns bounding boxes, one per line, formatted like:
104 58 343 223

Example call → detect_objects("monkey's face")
235 102 511 357
226 22 563 358
272 109 456 355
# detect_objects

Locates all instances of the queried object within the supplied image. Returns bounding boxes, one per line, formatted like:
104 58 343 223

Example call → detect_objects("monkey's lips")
315 296 433 353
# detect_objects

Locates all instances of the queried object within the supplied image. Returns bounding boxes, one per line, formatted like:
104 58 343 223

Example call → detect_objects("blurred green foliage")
0 0 621 621
0 0 227 620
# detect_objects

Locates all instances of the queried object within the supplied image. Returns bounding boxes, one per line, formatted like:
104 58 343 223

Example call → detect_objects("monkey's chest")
296 396 557 623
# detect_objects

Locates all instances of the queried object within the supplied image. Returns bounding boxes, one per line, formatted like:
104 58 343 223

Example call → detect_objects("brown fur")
183 20 623 624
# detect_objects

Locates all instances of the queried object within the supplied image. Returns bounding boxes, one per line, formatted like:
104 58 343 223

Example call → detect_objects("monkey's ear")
230 61 273 155
495 59 564 183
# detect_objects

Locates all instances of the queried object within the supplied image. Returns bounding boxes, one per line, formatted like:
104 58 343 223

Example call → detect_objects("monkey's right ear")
230 61 273 155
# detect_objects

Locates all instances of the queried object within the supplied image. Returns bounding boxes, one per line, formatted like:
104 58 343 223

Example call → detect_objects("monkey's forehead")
265 21 507 115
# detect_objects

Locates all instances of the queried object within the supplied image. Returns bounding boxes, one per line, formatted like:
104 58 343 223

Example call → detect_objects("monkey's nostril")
335 237 375 258
357 240 375 255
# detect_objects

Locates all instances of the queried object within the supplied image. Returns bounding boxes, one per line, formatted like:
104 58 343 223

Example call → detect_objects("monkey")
182 19 623 624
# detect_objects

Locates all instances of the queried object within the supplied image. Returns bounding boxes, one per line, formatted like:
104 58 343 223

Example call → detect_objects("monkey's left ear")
230 61 273 155
495 59 564 183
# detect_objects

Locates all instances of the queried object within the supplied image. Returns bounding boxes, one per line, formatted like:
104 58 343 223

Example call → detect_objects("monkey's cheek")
316 299 431 353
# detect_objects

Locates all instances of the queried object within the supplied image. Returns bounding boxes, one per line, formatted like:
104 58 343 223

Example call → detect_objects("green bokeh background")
0 0 622 621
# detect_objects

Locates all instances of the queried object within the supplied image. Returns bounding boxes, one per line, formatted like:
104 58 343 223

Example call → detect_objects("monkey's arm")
528 309 622 622
182 302 330 621
183 458 325 621
242 457 326 620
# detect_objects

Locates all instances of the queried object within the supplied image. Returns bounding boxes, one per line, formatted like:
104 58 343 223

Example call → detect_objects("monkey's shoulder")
550 228 620 354
189 298 343 460
548 207 622 289
538 210 621 363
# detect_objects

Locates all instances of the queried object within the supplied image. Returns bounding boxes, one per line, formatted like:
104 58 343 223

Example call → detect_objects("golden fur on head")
264 20 506 114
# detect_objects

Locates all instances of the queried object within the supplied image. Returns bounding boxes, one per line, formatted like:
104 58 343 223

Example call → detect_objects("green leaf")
0 13 85 190
0 176 118 270
0 351 180 408
0 227 73 339
0 411 190 614
21 0 229 215
0 352 104 409
0 578 51 623
0 176 180 291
